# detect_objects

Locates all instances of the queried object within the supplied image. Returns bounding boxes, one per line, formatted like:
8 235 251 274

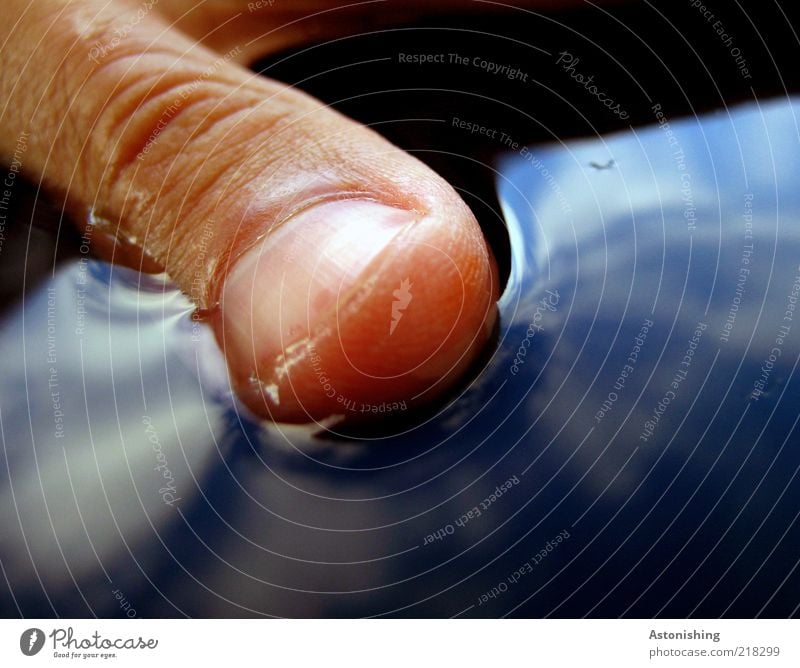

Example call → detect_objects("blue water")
2 98 799 617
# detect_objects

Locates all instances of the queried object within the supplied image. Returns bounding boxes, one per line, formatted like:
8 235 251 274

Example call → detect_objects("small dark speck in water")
589 159 615 170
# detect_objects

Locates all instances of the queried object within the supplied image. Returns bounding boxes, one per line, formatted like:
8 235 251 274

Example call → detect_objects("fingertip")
219 195 498 425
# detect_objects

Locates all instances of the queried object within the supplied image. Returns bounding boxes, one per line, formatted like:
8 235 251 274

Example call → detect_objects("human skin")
0 0 592 424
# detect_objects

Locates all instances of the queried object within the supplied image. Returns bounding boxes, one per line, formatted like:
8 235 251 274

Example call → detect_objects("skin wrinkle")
94 88 318 304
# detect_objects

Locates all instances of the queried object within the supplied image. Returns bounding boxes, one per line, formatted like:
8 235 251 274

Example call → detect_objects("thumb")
1 0 498 424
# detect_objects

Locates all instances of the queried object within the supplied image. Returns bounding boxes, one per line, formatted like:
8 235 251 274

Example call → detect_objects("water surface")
2 98 799 617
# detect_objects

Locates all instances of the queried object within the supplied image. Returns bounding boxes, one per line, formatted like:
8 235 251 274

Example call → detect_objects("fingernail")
221 198 417 368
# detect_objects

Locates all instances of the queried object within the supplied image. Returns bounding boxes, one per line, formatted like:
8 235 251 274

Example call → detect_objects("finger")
1 0 498 424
